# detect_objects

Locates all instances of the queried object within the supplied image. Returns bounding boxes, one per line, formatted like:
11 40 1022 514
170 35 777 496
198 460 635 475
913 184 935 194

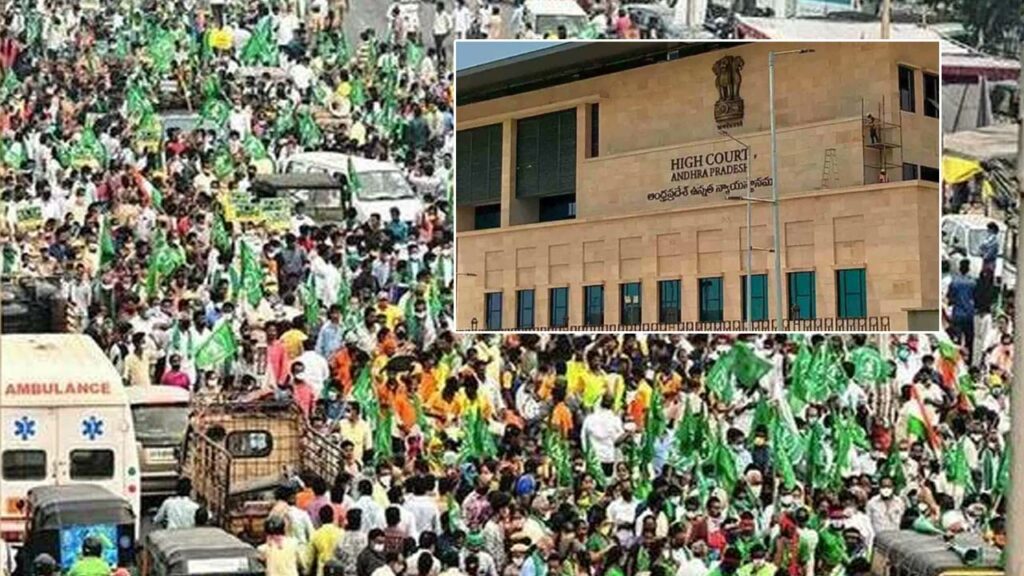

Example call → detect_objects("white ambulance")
0 334 142 545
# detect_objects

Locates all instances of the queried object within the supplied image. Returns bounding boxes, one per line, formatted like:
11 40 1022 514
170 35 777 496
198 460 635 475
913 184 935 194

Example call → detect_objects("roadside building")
455 41 940 331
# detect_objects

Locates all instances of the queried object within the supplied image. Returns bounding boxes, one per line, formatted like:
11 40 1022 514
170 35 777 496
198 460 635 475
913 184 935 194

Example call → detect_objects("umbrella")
976 75 993 129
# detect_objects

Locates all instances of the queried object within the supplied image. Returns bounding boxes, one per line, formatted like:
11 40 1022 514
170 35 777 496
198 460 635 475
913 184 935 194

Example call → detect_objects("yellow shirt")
123 353 152 387
281 329 308 360
376 304 403 330
566 360 585 397
581 369 606 409
258 537 307 576
309 524 344 576
339 419 372 462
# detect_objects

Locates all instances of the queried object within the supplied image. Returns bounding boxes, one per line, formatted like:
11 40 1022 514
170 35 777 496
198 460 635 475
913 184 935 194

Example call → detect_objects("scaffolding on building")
861 96 904 186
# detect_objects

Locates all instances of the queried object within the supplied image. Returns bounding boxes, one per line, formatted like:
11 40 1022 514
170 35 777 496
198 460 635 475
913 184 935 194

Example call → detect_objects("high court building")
454 41 940 332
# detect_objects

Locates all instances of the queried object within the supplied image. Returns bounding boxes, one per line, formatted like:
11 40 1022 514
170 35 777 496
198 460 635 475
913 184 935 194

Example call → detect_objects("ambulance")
0 334 142 545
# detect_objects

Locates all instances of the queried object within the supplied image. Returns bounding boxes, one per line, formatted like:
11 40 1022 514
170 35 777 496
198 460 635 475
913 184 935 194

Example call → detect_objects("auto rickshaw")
15 485 137 576
871 530 1003 576
141 527 264 576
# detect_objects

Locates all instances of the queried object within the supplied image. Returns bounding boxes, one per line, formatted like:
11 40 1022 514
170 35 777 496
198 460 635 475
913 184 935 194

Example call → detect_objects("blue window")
517 289 535 329
658 280 681 323
539 194 576 223
474 204 501 230
787 271 816 320
741 274 769 321
549 287 569 328
584 285 604 326
620 282 642 325
836 268 867 319
485 292 502 330
698 277 723 322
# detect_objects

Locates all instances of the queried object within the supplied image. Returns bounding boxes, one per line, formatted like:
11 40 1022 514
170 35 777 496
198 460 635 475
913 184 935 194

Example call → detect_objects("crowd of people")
147 331 1012 576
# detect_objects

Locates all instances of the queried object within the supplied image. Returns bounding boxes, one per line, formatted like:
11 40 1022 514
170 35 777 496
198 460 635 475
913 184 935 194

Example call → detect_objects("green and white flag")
194 320 238 369
239 240 264 307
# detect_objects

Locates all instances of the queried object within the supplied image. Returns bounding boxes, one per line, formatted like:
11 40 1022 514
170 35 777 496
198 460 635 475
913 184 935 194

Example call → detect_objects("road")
343 0 517 66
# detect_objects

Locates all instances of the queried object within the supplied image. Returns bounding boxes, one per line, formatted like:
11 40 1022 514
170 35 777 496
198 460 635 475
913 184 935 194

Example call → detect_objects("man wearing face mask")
357 531 388 576
735 544 775 576
607 480 638 547
866 476 904 533
710 547 742 576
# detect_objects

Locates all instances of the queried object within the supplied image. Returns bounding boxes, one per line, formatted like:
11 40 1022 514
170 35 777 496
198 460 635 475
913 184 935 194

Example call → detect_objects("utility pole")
880 0 891 39
768 49 814 330
1006 37 1024 576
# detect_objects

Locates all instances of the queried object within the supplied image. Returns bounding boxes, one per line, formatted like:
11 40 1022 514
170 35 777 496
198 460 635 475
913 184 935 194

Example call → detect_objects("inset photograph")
454 40 941 332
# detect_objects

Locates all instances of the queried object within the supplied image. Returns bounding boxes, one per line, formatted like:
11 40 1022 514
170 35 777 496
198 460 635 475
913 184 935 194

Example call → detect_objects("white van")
0 334 142 544
940 214 1016 291
282 152 424 223
124 386 191 498
523 0 589 38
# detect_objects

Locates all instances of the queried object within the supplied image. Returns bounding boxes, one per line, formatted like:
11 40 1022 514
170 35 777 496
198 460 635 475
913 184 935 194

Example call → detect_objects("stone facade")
455 41 940 331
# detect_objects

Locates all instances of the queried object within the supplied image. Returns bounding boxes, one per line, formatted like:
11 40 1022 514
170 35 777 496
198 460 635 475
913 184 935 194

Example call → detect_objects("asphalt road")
343 0 516 66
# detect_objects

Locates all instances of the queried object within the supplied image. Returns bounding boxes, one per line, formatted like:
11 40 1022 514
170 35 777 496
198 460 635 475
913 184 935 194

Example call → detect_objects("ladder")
821 148 838 189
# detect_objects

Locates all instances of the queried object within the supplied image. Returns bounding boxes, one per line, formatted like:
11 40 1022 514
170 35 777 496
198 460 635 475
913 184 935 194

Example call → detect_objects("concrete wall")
455 181 940 331
457 41 940 222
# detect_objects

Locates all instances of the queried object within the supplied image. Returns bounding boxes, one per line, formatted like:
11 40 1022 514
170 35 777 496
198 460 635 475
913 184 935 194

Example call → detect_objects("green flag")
673 402 705 467
705 353 736 404
352 364 378 424
583 436 608 488
0 70 22 100
349 77 366 107
405 41 424 68
542 426 572 487
242 134 269 161
461 407 497 462
943 438 974 491
850 346 890 384
302 275 320 327
732 343 772 388
297 110 323 148
241 16 279 66
995 444 1010 497
880 438 907 491
710 431 738 493
212 212 231 252
194 320 238 369
831 413 869 486
146 242 185 297
374 411 394 464
804 421 830 490
639 385 667 469
770 414 798 490
347 156 363 195
0 140 26 169
212 147 235 181
136 110 163 144
99 216 116 268
239 240 264 307
200 97 231 129
146 27 175 74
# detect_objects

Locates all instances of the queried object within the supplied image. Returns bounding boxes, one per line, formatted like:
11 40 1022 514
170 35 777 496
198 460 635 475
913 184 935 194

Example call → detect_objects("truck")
180 399 343 543
0 334 142 546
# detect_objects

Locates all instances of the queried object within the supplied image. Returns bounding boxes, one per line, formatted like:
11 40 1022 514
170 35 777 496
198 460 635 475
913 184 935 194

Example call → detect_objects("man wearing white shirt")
404 477 441 537
432 2 452 67
454 0 471 38
582 396 626 474
606 480 638 546
289 58 314 92
295 339 330 399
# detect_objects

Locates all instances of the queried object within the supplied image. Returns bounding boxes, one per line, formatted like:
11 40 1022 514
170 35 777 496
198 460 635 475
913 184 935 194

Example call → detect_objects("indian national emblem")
713 55 745 129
